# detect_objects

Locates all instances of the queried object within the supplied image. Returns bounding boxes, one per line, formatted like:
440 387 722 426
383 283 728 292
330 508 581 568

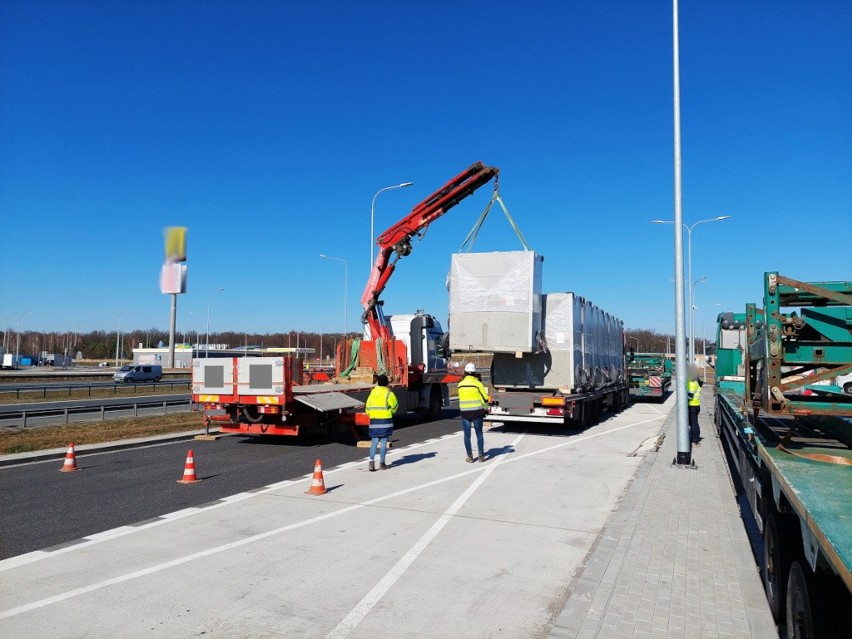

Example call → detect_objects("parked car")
114 364 163 383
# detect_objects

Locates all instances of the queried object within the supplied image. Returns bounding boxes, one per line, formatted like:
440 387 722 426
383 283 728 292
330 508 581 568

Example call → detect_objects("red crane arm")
360 161 499 342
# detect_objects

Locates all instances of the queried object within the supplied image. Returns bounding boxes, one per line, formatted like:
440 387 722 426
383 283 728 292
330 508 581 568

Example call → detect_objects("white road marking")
0 433 465 573
84 526 134 541
0 412 668 618
325 432 526 639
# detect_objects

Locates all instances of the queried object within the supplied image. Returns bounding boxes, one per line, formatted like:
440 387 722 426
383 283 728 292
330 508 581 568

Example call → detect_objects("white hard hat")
464 363 476 373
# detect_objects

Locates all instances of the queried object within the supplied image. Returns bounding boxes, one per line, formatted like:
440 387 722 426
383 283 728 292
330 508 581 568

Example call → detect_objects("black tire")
843 382 852 395
764 511 797 621
786 561 815 638
426 387 442 420
154 377 161 383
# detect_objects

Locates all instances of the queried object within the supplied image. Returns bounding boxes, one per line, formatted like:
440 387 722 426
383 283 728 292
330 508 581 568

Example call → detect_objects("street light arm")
370 181 414 269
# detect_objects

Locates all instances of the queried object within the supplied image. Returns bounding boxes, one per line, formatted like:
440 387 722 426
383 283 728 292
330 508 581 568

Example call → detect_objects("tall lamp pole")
691 276 708 364
320 254 348 339
10 312 29 369
370 182 413 269
206 288 225 358
114 310 128 368
651 216 730 364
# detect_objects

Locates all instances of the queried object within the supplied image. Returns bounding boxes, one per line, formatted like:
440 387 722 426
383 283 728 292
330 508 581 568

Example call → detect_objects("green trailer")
714 273 851 637
628 352 672 401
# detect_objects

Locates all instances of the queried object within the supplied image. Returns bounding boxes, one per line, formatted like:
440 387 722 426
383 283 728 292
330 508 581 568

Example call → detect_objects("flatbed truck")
627 352 672 401
713 273 851 637
192 162 499 437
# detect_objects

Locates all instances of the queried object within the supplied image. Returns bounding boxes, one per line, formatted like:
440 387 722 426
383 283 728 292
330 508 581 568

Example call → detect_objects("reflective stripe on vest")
458 377 487 411
687 380 701 406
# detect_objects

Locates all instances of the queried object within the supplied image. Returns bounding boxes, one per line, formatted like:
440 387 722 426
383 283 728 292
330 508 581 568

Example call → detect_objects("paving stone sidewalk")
549 393 778 639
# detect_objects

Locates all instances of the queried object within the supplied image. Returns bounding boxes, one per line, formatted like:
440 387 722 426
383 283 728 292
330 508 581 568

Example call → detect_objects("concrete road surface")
0 400 671 638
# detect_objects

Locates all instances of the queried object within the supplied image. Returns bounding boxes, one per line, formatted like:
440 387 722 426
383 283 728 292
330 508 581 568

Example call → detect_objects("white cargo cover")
237 358 287 396
449 251 543 353
491 292 625 392
192 358 235 395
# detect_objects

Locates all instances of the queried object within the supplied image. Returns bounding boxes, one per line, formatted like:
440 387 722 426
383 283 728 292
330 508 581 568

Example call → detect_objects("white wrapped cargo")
448 251 543 353
491 292 625 392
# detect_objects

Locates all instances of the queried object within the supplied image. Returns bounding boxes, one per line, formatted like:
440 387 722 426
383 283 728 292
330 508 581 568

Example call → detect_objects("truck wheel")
843 382 852 395
786 561 816 638
764 512 797 621
426 387 442 420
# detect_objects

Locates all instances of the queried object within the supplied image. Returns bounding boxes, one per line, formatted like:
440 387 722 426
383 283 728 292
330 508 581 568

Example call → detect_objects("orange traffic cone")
177 450 200 484
59 443 79 472
305 458 327 495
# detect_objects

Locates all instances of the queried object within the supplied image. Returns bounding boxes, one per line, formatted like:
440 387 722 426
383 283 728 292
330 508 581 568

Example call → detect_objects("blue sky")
2 1 850 340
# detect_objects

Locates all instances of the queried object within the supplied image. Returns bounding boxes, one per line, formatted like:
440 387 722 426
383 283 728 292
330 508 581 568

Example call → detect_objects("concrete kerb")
0 428 224 467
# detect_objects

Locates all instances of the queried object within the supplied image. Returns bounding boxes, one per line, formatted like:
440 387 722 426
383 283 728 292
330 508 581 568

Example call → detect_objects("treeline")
5 327 710 361
623 329 711 355
4 329 347 361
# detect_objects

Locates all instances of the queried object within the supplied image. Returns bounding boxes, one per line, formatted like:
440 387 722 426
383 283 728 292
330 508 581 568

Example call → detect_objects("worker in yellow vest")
458 363 489 462
687 368 703 446
366 374 398 471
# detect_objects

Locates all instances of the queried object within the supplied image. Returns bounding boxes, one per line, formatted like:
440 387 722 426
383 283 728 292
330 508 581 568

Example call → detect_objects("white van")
114 364 163 383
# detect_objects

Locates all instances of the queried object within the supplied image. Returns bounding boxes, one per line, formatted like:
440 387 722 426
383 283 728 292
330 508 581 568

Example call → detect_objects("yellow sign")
164 227 187 262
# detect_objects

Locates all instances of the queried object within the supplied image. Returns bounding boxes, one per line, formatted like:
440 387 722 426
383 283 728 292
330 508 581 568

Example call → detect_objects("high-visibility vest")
366 386 398 425
458 375 488 412
687 380 701 407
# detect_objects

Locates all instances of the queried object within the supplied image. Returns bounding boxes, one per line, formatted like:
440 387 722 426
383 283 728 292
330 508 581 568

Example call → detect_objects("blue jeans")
369 437 388 464
462 416 484 457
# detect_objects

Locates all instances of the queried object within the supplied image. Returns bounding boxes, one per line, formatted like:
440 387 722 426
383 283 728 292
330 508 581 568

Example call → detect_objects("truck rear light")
541 397 565 407
546 408 563 416
258 406 281 414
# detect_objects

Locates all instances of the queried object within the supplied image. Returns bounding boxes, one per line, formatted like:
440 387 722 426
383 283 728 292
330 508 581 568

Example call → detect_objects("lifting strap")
341 338 361 378
458 183 531 253
375 337 387 376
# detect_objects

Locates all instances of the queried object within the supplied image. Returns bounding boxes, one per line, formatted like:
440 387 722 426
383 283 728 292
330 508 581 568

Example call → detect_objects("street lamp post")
206 288 225 358
370 182 413 269
320 254 348 338
691 276 708 364
10 312 29 369
114 310 128 368
651 215 730 364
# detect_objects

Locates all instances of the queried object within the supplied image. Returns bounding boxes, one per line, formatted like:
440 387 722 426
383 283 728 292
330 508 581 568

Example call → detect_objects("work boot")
380 462 390 470
369 461 376 472
478 453 486 463
465 455 474 463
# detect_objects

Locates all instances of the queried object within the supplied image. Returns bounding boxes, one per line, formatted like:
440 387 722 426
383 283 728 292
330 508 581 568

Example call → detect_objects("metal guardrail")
0 394 195 427
0 380 191 400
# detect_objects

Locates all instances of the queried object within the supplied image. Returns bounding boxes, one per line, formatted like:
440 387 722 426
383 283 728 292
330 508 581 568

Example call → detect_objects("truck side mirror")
626 347 635 363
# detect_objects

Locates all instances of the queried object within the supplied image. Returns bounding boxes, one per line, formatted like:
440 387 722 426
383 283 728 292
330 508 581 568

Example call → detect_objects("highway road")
0 394 194 428
0 409 462 559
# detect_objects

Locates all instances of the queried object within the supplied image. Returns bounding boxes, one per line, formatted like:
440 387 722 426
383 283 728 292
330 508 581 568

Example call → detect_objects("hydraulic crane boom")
360 161 499 342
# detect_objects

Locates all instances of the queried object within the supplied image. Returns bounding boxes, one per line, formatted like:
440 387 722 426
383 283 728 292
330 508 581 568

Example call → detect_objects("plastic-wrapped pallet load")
448 251 543 353
491 292 626 393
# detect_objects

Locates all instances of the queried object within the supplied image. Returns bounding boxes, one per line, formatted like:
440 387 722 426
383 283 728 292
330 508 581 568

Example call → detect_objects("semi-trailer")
484 291 631 426
713 272 851 636
628 353 672 402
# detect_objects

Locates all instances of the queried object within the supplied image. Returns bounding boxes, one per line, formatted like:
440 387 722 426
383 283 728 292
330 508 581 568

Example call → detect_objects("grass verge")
0 413 205 455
